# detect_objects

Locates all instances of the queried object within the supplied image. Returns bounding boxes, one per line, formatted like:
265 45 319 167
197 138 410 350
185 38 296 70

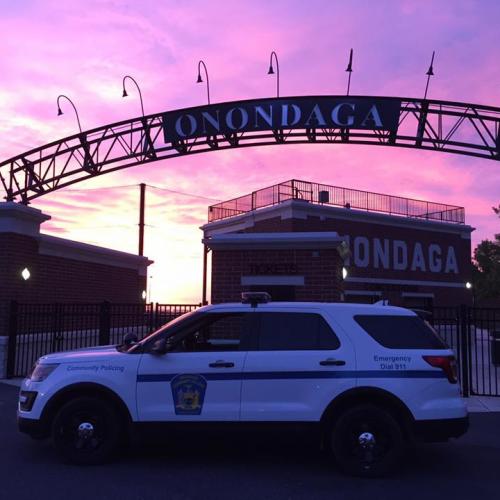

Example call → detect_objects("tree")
472 206 500 300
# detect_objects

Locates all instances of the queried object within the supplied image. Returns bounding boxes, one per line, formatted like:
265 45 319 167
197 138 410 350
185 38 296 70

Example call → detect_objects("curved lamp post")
267 51 280 98
197 60 210 105
122 75 145 116
56 95 83 134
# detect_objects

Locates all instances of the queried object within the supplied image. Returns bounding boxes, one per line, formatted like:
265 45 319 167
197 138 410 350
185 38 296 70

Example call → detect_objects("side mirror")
123 332 138 346
151 338 168 355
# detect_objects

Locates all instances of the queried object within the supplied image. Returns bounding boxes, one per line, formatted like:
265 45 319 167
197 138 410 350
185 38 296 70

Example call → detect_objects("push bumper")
413 415 469 442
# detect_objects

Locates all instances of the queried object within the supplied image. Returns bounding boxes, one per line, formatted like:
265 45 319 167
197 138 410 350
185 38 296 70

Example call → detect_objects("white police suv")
18 293 468 476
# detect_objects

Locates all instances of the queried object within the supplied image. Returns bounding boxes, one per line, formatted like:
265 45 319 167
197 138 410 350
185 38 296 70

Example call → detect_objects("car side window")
257 313 340 351
169 313 254 352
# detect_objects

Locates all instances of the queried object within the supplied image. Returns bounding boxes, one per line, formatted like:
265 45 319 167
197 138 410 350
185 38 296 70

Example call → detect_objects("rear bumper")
18 416 49 440
413 415 469 442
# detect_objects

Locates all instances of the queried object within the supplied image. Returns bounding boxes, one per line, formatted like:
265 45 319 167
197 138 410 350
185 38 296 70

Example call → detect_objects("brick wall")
36 254 146 303
245 214 471 307
211 248 343 303
0 232 146 336
248 214 472 285
205 203 472 307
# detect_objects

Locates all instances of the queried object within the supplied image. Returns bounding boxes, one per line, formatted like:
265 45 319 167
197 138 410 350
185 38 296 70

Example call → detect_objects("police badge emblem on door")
171 374 207 415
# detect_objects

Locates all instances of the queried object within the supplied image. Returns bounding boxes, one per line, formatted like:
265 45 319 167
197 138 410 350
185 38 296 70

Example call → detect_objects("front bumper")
18 416 49 440
413 415 469 442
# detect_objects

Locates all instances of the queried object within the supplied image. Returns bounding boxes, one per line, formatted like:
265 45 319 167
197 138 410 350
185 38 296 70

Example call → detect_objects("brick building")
0 202 152 337
201 180 474 308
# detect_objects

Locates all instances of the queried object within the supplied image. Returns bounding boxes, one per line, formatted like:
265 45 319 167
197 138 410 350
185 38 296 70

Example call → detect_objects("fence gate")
6 301 200 378
431 306 500 397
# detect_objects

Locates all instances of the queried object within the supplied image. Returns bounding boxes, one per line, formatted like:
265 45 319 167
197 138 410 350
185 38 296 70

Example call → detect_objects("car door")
137 311 253 421
240 309 356 421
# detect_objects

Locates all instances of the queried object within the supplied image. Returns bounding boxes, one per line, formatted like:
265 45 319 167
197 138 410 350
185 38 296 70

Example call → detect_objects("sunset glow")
1 0 499 302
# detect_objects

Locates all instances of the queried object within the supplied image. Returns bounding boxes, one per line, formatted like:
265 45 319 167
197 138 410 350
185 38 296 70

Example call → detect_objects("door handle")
319 358 346 366
209 361 235 368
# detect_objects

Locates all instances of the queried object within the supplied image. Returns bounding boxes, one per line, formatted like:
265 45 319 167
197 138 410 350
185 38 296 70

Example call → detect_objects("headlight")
29 363 59 382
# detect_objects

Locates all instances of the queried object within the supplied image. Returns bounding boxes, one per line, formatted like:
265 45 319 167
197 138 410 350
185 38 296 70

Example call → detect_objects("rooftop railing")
207 179 465 224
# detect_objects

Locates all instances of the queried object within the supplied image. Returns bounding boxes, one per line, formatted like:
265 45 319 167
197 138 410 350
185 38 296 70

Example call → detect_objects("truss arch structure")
0 95 498 203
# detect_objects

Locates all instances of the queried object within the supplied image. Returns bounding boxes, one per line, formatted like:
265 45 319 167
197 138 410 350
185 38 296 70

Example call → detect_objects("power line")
62 184 137 192
48 224 134 230
146 184 221 202
61 182 222 203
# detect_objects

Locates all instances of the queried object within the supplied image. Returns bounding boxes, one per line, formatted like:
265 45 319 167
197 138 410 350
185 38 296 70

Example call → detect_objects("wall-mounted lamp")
21 268 31 281
342 267 348 280
465 282 472 289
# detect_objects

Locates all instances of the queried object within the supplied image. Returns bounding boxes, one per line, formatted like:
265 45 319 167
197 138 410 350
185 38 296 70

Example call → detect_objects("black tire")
52 396 122 465
330 404 404 478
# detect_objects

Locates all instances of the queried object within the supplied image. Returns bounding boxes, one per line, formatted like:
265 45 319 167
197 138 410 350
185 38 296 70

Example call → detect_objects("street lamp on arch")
267 51 280 98
197 60 211 105
122 75 145 116
56 95 83 134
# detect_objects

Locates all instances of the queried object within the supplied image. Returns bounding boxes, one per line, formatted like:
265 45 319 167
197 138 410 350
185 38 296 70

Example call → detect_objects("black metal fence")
5 302 500 397
6 301 200 378
430 306 500 397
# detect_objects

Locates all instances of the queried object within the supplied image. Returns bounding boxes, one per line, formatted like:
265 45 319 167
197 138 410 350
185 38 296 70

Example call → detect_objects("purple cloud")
1 0 499 301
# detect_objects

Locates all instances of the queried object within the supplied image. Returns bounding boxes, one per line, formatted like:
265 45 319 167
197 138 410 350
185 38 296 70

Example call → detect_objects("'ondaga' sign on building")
163 96 402 142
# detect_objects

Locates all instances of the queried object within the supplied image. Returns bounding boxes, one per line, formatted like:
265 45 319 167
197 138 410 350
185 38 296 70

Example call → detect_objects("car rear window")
354 315 447 349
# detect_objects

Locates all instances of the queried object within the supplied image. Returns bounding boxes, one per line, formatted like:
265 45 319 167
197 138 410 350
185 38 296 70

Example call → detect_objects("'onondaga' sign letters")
163 96 402 142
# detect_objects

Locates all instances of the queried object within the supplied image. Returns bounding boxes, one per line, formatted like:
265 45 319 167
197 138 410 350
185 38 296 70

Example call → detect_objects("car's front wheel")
330 404 404 477
52 396 122 465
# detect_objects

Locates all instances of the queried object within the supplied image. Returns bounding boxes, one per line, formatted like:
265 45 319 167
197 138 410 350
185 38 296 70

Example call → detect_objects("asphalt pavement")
1 382 499 500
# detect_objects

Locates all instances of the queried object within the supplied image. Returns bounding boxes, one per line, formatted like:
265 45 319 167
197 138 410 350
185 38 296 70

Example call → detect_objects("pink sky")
1 0 499 302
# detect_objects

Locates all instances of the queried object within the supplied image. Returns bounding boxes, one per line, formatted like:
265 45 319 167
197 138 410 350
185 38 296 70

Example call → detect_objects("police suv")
18 293 468 477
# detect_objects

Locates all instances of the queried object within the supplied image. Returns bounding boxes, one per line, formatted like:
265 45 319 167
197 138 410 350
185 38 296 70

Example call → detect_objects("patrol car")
17 293 468 477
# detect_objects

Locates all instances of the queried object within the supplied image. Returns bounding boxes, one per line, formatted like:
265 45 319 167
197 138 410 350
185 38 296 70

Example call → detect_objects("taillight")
422 355 458 384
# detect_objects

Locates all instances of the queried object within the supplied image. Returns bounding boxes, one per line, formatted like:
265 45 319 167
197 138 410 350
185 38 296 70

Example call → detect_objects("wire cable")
62 184 137 192
146 184 221 202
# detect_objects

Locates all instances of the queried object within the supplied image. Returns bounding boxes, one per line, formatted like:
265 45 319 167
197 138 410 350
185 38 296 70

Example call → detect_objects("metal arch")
0 95 499 204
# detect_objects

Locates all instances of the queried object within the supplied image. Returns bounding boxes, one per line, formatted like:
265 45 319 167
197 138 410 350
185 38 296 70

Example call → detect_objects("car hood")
39 345 123 364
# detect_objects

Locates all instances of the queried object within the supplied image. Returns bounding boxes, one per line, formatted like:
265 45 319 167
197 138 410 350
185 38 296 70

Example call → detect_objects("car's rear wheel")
331 404 404 477
52 396 122 465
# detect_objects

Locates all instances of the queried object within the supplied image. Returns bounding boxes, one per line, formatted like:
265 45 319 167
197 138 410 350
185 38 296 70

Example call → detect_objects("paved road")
1 383 499 500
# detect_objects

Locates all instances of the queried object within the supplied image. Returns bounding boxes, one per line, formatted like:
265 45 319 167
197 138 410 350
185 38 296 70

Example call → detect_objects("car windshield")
127 309 201 352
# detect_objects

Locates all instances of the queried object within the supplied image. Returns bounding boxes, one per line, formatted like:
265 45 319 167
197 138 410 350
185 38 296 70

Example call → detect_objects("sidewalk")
466 395 500 412
2 378 500 412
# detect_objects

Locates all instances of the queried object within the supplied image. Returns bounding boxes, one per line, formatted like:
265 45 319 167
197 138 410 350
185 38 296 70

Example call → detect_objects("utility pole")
138 183 146 256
